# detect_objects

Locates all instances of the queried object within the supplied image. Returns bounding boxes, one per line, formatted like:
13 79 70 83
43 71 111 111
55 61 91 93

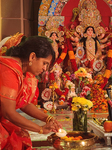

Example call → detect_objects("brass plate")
47 131 98 150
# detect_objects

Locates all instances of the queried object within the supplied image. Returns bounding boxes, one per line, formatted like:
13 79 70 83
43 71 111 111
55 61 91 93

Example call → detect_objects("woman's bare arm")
1 97 54 133
20 103 48 122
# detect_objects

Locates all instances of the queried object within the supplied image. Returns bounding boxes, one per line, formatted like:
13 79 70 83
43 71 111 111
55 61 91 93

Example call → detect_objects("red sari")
0 57 39 150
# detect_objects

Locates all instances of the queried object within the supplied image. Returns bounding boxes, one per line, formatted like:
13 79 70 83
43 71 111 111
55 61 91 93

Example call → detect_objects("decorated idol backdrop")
38 0 112 35
38 0 112 83
37 0 112 114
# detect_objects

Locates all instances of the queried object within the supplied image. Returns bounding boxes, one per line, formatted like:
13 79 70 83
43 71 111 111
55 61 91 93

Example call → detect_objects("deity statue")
75 26 104 72
45 28 64 59
67 1 111 74
45 17 64 60
48 63 77 108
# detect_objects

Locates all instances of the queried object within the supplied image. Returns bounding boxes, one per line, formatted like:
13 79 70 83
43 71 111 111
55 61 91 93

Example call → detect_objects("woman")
0 36 62 150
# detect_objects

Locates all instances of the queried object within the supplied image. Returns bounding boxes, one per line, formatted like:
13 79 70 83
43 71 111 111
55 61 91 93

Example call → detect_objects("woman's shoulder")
0 56 22 73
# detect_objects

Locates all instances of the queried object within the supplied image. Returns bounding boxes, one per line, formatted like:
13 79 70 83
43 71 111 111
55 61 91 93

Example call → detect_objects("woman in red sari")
0 36 61 150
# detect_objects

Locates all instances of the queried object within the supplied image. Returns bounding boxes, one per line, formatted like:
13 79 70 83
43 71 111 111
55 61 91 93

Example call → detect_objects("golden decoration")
45 17 64 44
78 0 97 11
71 7 80 22
76 0 104 35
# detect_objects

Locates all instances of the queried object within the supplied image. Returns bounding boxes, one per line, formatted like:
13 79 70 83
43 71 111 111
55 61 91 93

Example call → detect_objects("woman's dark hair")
80 26 98 54
7 36 55 63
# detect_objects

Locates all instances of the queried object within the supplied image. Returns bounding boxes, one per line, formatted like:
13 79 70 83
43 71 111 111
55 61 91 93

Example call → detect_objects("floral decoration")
72 67 93 99
71 97 93 132
70 67 109 113
90 74 108 113
49 70 70 102
71 97 93 111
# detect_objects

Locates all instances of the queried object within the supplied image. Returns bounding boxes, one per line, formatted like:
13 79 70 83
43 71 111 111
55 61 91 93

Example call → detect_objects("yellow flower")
87 100 93 108
72 97 93 111
49 82 58 89
71 105 79 111
53 82 58 89
49 86 53 89
78 67 87 74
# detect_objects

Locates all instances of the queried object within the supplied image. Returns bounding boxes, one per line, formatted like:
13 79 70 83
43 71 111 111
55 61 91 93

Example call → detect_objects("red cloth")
0 57 38 149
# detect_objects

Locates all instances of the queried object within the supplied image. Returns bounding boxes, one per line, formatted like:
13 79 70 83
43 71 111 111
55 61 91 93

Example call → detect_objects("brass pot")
47 131 98 150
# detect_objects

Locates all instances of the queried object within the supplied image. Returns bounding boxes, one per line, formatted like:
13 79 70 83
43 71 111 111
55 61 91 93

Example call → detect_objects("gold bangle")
39 126 43 134
46 116 52 123
46 116 54 123
46 116 50 123
46 116 51 123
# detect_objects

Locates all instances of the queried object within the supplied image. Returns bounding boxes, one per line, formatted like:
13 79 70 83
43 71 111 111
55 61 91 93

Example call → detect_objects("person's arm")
95 41 102 59
21 103 62 131
1 97 56 134
20 103 48 122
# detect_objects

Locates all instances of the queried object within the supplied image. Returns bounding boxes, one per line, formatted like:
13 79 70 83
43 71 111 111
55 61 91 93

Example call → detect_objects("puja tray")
47 131 98 150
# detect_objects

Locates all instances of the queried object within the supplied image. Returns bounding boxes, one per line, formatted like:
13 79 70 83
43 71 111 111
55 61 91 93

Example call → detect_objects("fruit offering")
103 121 112 132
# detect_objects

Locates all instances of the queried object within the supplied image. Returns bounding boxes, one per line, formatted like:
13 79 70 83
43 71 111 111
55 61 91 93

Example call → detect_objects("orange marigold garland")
101 48 112 89
56 43 68 64
90 75 108 113
66 38 78 72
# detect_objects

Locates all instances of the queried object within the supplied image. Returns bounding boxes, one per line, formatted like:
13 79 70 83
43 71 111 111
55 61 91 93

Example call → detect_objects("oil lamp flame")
81 141 85 146
56 128 67 137
59 128 62 133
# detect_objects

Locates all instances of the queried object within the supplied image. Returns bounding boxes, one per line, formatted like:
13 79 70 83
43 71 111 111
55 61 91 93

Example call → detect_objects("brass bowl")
47 131 98 150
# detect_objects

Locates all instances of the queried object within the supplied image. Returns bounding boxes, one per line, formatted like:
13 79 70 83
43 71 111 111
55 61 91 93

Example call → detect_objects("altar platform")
19 109 111 150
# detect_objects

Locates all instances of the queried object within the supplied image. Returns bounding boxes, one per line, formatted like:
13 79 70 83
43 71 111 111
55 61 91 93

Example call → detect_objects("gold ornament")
29 61 32 66
76 0 104 35
71 7 80 22
45 17 64 43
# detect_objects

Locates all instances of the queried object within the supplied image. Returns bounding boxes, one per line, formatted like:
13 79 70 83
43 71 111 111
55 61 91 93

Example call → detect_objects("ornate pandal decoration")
78 0 97 11
76 0 103 36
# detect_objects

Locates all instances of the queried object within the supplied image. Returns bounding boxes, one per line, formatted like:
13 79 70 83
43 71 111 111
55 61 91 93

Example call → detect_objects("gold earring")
29 61 32 66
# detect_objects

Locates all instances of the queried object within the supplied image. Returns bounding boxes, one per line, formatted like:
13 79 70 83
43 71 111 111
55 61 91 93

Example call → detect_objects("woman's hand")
49 118 62 132
42 120 62 134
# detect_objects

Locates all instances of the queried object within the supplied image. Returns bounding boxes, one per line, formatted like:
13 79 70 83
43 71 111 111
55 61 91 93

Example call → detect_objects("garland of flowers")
56 43 68 64
101 48 112 89
49 71 70 102
49 42 70 103
88 74 108 113
70 67 109 113
66 38 78 72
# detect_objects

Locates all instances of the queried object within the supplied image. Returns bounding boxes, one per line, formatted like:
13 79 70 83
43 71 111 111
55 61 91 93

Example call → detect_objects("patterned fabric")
0 56 38 150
